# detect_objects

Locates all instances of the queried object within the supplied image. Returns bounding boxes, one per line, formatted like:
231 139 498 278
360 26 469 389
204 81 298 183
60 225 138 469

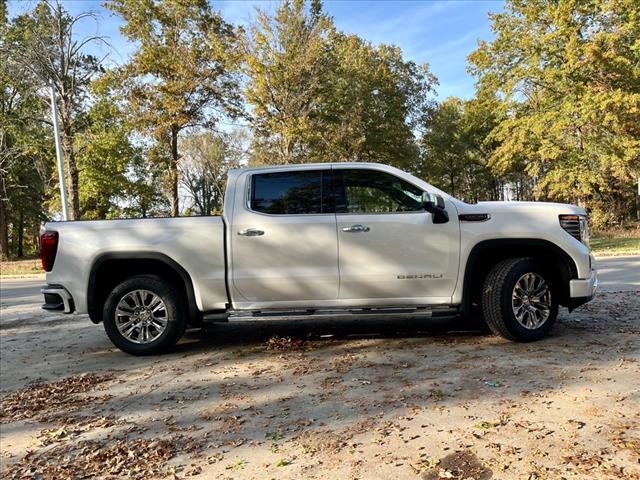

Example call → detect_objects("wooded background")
1 0 638 259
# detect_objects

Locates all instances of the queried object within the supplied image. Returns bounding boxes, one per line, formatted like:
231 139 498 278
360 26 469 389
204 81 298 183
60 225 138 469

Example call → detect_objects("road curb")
0 274 46 280
594 254 640 260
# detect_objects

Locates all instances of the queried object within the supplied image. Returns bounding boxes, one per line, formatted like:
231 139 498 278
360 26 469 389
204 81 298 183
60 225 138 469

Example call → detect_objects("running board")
203 306 459 323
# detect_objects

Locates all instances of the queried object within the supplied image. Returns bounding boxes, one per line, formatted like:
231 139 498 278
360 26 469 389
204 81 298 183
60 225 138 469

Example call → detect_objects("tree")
243 0 436 167
179 130 245 215
1 1 51 258
244 0 334 164
468 0 640 227
75 95 141 219
419 98 467 197
2 0 106 220
458 94 509 201
122 150 168 219
319 33 435 168
107 0 242 216
419 96 501 202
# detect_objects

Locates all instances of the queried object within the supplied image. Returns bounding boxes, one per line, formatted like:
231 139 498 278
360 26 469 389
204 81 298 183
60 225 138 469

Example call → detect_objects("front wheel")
481 258 558 342
103 275 187 355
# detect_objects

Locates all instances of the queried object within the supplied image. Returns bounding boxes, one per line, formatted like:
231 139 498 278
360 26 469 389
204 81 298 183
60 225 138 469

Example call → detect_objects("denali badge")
397 274 443 279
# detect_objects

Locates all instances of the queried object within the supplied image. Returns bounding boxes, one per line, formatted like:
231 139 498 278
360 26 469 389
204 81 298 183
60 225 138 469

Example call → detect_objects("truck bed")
45 216 228 314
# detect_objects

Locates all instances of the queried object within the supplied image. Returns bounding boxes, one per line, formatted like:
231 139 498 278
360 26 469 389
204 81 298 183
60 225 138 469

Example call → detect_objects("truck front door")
333 167 460 305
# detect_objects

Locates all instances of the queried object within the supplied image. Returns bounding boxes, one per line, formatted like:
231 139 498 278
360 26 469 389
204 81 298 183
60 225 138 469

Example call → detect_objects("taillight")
40 231 59 272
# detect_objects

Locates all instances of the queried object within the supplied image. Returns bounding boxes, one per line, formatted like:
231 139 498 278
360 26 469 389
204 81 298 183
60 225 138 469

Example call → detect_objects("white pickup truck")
40 162 597 355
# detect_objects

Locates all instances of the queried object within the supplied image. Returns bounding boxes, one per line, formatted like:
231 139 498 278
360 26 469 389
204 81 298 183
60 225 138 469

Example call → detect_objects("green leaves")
105 0 242 215
468 0 640 227
75 96 141 220
419 95 504 202
243 0 436 167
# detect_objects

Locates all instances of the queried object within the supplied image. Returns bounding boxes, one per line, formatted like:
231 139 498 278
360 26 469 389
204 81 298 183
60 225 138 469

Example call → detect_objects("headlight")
559 214 590 247
579 216 589 247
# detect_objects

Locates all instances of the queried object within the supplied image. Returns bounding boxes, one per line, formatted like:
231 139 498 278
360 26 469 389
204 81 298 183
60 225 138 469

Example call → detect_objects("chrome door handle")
342 224 370 233
238 228 264 237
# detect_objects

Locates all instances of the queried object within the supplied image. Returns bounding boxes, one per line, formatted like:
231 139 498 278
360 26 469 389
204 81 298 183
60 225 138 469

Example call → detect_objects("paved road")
0 256 638 310
595 255 640 291
0 277 44 308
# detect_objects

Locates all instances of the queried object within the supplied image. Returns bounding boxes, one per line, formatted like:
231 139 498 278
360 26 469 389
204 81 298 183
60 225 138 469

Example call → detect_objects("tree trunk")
202 177 207 216
636 177 640 222
170 126 180 217
17 209 24 258
449 173 455 198
67 151 80 220
0 200 9 260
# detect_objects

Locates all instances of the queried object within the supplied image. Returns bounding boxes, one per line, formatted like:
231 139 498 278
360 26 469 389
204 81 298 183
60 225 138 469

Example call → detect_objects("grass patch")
474 420 501 429
590 236 640 256
266 431 285 442
0 257 43 277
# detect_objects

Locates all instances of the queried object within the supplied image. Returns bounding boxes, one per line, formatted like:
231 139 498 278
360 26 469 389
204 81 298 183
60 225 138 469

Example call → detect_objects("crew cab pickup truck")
40 163 597 355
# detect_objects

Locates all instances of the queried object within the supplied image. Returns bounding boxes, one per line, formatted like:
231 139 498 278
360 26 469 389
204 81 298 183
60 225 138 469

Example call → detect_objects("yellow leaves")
467 0 639 221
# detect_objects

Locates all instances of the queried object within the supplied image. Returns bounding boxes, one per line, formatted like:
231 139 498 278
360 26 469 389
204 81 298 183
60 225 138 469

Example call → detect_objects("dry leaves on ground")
294 428 350 456
4 438 175 480
264 335 309 351
421 450 492 480
0 373 114 423
562 449 630 479
37 415 120 446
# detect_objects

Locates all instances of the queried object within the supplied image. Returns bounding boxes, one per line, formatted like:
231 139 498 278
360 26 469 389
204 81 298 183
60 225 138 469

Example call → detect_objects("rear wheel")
481 258 558 341
103 275 187 355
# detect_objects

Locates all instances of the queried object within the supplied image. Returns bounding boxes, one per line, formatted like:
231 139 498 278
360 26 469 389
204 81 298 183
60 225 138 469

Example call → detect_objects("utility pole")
49 80 69 221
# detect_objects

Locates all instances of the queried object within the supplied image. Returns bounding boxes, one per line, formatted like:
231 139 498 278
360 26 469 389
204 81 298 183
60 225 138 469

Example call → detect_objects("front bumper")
567 268 597 311
41 285 74 313
569 268 598 298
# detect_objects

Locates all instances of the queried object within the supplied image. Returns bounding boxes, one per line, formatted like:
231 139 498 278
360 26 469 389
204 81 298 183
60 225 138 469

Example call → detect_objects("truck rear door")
229 167 339 308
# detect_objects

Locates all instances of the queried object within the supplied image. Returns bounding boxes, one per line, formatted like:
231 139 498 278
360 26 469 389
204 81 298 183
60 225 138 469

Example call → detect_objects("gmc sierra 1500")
40 163 597 355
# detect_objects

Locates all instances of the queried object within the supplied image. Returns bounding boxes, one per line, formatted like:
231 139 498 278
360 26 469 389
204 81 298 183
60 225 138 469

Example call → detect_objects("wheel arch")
87 252 199 325
461 238 578 315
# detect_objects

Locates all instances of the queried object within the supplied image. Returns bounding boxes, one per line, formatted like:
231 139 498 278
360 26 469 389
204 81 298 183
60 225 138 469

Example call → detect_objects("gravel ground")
1 291 639 479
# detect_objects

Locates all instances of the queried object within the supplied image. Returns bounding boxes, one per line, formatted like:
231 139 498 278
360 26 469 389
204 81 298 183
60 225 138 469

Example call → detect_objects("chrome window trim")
336 210 427 216
242 165 443 218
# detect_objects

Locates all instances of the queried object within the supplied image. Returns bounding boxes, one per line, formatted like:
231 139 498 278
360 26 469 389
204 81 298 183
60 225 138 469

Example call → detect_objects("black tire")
481 258 558 342
103 275 187 355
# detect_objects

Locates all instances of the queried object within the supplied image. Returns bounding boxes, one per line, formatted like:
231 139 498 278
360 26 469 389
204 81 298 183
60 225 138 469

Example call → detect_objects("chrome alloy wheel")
115 290 168 344
511 272 552 329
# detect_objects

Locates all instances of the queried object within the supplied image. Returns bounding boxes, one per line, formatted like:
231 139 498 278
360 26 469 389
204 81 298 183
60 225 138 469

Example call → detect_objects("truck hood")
458 200 586 216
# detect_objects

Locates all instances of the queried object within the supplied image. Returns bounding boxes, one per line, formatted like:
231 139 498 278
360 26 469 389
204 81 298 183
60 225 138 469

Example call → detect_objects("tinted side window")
335 169 423 214
250 170 326 215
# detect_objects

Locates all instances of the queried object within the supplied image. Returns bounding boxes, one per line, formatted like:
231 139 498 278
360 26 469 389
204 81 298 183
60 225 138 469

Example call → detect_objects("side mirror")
422 192 449 224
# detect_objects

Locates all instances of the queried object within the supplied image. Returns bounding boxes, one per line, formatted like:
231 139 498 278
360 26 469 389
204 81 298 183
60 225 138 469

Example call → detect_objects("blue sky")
8 0 503 99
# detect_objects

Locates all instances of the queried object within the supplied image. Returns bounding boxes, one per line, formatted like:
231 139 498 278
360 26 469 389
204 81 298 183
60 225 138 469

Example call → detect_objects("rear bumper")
41 285 74 313
567 268 597 311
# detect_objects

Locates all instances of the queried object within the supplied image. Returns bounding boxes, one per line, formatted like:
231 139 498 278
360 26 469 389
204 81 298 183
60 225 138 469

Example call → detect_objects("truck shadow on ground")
178 315 489 353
